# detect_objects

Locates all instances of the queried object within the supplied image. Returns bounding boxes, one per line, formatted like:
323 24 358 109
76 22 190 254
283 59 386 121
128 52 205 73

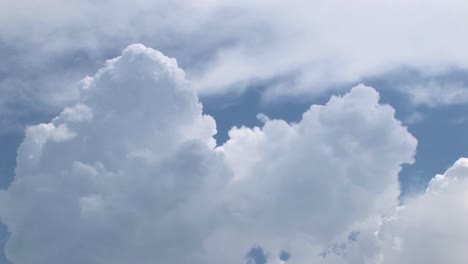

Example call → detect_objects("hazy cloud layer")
2 44 466 263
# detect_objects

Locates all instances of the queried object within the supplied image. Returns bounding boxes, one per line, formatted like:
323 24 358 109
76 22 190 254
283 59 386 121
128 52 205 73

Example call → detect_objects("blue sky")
1 1 468 264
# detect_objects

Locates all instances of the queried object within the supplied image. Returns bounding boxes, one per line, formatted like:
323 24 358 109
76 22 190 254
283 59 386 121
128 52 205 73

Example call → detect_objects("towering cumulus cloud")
0 44 228 264
7 44 466 264
215 85 417 264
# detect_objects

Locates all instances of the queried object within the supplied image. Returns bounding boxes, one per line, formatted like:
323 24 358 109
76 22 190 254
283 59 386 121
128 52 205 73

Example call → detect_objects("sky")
1 1 468 263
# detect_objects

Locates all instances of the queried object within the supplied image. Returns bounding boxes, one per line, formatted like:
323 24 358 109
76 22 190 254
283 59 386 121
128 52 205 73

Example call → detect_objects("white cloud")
177 0 468 96
0 44 226 264
215 84 416 264
378 158 468 264
1 0 468 136
5 43 468 264
401 80 468 107
0 45 420 264
54 104 93 123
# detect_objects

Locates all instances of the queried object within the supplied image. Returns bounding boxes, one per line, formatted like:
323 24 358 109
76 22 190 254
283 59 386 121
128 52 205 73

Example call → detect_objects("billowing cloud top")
0 44 224 264
0 44 467 264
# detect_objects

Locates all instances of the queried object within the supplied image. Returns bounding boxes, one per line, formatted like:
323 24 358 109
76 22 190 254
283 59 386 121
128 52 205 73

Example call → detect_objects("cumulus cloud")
215 84 416 264
377 158 468 264
0 44 227 264
0 45 424 264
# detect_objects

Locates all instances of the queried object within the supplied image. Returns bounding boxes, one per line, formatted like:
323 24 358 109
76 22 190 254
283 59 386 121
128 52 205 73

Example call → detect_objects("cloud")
3 42 468 264
6 43 468 264
0 44 227 264
0 45 420 264
377 158 468 264
1 0 468 136
215 84 416 264
402 80 468 107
